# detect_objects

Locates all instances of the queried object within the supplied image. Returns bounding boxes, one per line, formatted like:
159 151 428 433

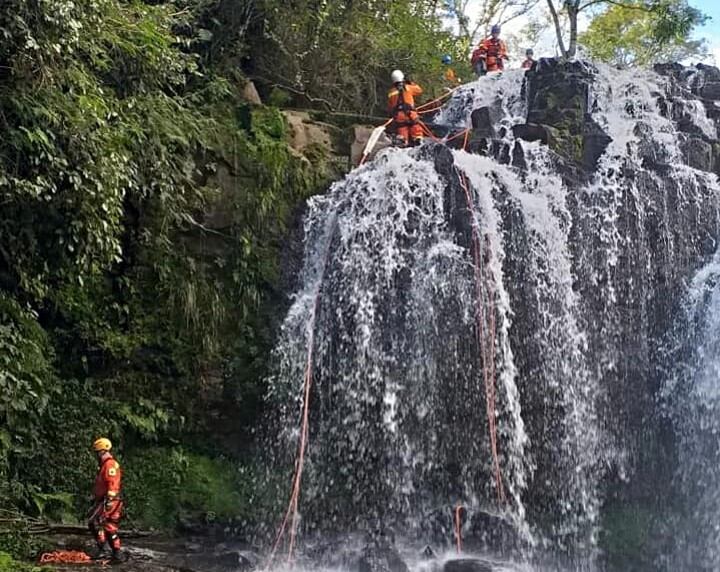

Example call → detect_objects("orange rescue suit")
387 82 424 144
94 455 122 502
89 454 124 552
473 37 508 72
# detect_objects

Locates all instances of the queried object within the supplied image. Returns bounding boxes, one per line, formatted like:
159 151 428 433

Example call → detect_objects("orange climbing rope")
456 171 506 504
419 120 441 142
266 225 336 569
266 336 315 567
454 505 463 554
39 550 102 565
445 128 471 144
416 86 462 114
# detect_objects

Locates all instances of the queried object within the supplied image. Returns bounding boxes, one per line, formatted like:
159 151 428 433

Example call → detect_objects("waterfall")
264 61 720 570
663 254 720 571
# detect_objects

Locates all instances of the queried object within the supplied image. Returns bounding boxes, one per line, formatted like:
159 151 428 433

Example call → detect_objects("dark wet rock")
183 541 203 553
512 123 552 144
213 550 257 570
470 107 496 139
699 82 720 101
421 544 436 559
582 119 613 170
511 141 526 170
464 508 520 554
356 543 408 572
653 62 686 79
442 557 495 572
680 134 714 171
523 59 612 170
181 549 258 572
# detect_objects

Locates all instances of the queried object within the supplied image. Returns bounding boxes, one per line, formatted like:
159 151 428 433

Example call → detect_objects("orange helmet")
92 437 112 452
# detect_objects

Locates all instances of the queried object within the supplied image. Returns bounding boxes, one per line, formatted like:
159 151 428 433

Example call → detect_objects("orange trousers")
397 123 424 144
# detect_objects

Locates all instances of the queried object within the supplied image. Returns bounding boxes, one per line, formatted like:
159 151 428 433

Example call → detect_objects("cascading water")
263 60 720 571
663 252 720 571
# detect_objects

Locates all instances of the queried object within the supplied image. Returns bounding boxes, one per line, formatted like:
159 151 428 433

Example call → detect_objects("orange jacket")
443 68 460 84
93 454 122 502
388 82 423 124
473 38 508 71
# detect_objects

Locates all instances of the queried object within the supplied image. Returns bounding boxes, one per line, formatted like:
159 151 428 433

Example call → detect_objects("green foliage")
122 447 252 529
253 0 469 113
580 0 708 67
0 551 41 572
0 0 322 510
0 519 48 564
28 491 76 523
0 295 55 464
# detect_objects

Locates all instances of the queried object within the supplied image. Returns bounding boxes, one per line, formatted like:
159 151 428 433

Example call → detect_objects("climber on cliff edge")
387 69 424 148
88 438 126 564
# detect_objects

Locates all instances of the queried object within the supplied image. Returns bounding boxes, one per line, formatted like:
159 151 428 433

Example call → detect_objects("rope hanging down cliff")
456 170 506 504
265 215 337 568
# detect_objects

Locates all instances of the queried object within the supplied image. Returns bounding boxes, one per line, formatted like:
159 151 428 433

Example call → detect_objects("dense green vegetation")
0 0 327 540
580 0 708 67
0 0 710 563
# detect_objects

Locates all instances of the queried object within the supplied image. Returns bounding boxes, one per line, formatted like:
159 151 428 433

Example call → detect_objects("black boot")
110 548 128 565
88 543 111 560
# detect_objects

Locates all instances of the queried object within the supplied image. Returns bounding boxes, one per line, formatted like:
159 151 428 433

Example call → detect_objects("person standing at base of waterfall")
471 24 508 76
522 48 536 70
87 438 126 564
387 69 424 147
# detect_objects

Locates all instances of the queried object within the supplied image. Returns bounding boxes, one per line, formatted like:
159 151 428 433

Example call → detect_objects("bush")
0 552 40 572
0 523 47 565
122 447 253 530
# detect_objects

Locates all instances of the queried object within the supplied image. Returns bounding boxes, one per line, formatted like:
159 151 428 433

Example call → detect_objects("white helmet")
391 69 405 83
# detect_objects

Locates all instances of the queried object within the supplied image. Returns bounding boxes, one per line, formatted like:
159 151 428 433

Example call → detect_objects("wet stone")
512 123 552 144
680 134 714 172
470 107 497 139
442 557 495 572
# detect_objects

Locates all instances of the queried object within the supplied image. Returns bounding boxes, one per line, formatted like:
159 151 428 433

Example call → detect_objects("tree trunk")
546 0 568 58
567 3 579 58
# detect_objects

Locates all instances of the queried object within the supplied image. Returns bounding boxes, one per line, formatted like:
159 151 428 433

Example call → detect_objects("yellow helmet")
92 437 112 452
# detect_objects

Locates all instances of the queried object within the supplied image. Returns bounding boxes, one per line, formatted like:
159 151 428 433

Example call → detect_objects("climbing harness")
360 86 465 162
39 550 104 565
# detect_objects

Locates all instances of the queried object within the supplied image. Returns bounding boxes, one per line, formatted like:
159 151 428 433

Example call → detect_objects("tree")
546 0 706 60
579 0 708 66
251 0 467 115
443 0 540 45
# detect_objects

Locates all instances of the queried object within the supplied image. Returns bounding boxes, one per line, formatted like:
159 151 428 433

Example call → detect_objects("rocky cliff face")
264 60 720 571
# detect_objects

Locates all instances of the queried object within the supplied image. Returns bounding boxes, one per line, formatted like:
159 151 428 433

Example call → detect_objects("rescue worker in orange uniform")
441 54 461 88
88 438 126 564
387 69 424 147
471 24 508 75
522 48 536 70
